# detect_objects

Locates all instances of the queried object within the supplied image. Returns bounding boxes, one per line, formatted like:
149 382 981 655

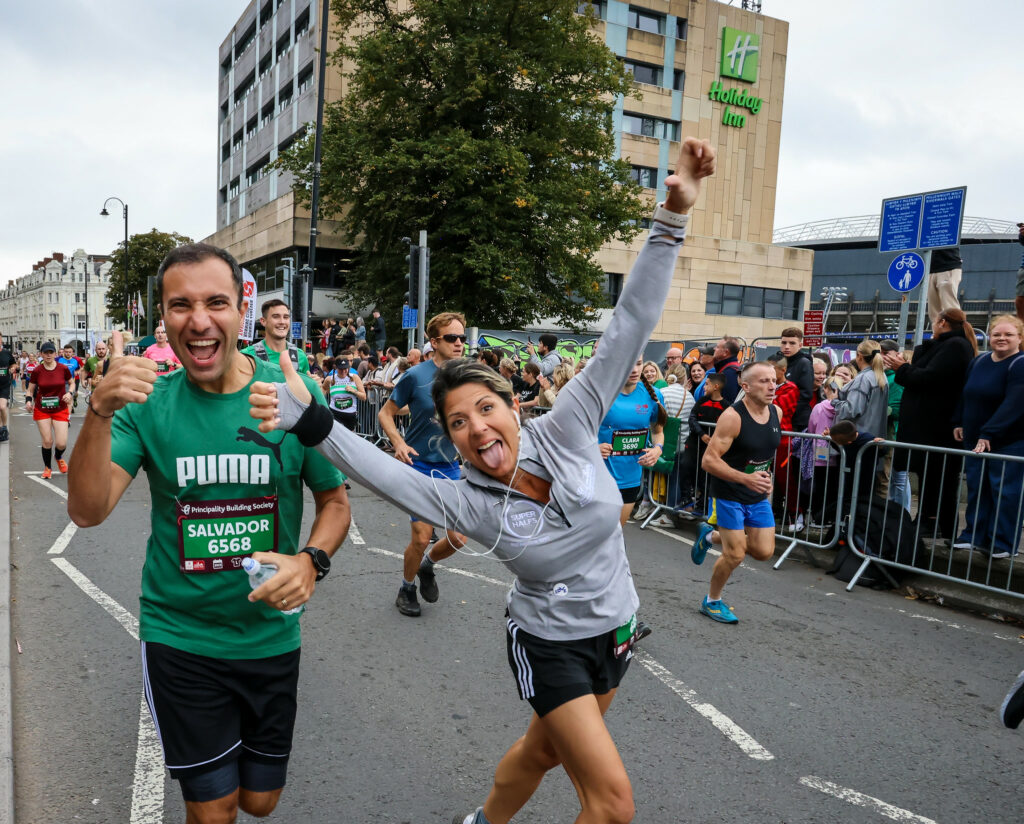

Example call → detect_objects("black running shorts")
142 641 300 779
619 485 642 504
505 615 632 717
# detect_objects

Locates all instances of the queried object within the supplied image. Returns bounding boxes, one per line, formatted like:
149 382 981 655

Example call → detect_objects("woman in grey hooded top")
249 137 716 824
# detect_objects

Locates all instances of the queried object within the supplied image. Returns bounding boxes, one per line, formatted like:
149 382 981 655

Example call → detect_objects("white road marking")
129 697 164 824
50 558 138 639
362 545 510 588
49 557 162 822
27 474 67 499
799 776 939 823
635 653 774 761
347 520 365 545
47 521 77 555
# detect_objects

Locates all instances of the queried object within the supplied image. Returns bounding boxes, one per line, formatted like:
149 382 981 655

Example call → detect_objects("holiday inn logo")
720 27 760 83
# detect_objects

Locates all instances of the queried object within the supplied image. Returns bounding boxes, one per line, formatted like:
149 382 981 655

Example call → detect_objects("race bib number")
613 613 637 658
0 368 8 377
611 429 647 456
744 459 772 474
329 384 355 412
40 395 60 410
177 496 279 574
156 361 173 375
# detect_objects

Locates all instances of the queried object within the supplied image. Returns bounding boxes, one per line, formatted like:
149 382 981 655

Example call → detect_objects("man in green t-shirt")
68 243 350 823
241 298 310 374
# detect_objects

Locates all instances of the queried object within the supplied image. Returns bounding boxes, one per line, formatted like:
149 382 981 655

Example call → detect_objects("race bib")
156 361 173 375
611 429 648 456
40 395 60 410
329 383 355 413
176 496 279 574
0 368 8 377
744 459 772 474
613 613 637 658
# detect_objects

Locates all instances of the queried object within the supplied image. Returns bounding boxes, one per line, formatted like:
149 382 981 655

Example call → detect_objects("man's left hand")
247 551 317 611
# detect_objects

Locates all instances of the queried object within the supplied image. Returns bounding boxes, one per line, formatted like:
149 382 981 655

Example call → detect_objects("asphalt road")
7 402 1024 823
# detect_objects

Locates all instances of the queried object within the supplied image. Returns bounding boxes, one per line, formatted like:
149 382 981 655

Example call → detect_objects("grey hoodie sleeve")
831 371 871 424
534 220 687 448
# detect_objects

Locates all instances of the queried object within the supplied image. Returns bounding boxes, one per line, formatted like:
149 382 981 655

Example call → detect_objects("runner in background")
26 341 73 478
322 355 366 430
0 333 19 442
242 299 311 374
143 323 182 376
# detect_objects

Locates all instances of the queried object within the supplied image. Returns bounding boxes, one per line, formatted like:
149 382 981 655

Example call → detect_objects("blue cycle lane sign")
887 252 925 293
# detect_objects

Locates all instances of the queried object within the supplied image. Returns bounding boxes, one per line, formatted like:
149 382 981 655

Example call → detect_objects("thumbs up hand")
89 329 158 417
249 346 313 434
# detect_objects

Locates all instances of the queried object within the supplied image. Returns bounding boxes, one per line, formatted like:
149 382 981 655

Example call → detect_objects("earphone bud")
514 410 521 427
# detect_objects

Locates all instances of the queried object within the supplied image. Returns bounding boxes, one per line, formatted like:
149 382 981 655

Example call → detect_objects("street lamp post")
820 286 848 334
100 197 128 337
72 253 90 355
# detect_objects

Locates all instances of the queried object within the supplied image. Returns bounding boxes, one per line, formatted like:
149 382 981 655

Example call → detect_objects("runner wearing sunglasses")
376 313 470 616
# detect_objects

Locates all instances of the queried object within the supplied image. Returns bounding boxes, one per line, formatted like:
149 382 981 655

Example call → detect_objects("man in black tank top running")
691 362 782 623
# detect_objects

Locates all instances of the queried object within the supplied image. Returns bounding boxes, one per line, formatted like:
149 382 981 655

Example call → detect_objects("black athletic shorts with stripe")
505 614 632 717
142 641 300 781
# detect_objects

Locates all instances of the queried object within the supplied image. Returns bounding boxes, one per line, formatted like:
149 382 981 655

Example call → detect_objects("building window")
705 283 804 320
297 65 313 95
628 165 658 188
622 112 679 141
676 18 688 39
576 1 606 18
628 7 664 35
603 272 623 306
673 70 685 92
229 177 241 198
623 60 662 86
50 313 58 330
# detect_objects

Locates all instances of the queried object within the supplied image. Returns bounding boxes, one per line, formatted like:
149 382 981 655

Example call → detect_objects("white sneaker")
650 514 676 528
632 502 654 521
786 514 804 533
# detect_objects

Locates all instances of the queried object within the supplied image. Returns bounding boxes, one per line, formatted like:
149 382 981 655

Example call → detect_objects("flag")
137 291 145 319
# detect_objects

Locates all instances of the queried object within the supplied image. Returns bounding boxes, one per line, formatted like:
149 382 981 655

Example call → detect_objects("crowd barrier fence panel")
844 439 1024 599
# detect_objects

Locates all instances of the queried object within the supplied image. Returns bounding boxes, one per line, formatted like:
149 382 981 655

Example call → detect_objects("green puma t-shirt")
110 359 344 659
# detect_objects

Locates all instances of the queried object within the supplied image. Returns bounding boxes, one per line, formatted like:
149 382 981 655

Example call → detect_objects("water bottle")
241 557 304 615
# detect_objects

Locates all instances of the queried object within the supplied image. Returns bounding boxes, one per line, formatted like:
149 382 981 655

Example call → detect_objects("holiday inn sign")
709 27 764 128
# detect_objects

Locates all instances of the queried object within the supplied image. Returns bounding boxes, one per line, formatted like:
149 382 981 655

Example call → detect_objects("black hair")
830 420 857 442
538 333 558 351
261 298 289 316
156 243 244 308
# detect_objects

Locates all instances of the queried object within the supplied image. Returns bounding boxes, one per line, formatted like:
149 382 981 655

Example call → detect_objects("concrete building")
0 250 115 353
775 215 1019 336
206 0 813 345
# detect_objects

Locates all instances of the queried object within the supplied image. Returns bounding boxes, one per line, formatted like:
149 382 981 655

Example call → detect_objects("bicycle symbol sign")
887 252 925 293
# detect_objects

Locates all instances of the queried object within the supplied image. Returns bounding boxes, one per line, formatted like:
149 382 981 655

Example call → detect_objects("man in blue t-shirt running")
377 312 469 616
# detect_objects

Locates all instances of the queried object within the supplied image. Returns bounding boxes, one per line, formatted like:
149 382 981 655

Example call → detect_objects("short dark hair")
261 298 289 317
829 420 857 442
156 243 244 308
719 337 740 358
538 333 558 351
781 327 804 341
523 362 541 377
705 372 726 387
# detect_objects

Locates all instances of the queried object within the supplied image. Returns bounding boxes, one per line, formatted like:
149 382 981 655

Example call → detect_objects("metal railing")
843 439 1023 598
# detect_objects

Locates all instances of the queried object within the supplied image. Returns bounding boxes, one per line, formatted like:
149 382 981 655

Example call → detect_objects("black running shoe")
395 585 421 617
1001 669 1024 729
418 565 439 603
635 621 653 643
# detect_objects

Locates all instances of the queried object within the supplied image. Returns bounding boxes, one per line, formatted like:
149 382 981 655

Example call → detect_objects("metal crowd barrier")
843 440 1024 599
636 425 846 567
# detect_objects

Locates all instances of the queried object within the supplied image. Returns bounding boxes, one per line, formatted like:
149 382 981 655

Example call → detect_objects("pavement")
0 439 11 824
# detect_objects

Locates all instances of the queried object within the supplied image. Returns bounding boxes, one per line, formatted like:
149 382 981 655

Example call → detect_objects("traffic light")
404 245 420 309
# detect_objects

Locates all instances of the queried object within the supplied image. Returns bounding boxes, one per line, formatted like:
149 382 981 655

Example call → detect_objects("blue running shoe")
700 596 738 624
691 522 714 565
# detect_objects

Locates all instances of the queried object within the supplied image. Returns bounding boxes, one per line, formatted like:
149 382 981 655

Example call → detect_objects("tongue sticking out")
479 440 505 471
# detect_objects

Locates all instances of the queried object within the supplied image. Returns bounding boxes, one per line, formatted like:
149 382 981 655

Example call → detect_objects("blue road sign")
402 305 418 330
887 252 925 293
920 187 966 249
291 321 302 340
879 195 923 253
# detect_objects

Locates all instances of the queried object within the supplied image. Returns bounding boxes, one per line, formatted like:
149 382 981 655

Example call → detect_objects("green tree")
277 0 647 330
106 229 193 325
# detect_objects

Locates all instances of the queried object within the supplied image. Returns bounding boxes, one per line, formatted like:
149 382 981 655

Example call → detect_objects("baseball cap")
40 342 56 353
698 345 715 356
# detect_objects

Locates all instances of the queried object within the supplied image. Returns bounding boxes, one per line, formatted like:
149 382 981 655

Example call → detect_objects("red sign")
803 310 824 347
803 310 824 324
804 322 824 335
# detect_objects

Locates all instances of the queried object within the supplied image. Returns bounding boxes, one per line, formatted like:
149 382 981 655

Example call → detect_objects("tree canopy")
105 229 193 324
277 0 647 330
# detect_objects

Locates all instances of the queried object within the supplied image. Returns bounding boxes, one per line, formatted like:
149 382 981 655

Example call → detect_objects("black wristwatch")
299 547 331 581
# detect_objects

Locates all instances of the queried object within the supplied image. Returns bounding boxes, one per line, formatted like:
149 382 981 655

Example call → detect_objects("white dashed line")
361 545 511 588
27 474 67 499
47 521 77 555
799 776 939 823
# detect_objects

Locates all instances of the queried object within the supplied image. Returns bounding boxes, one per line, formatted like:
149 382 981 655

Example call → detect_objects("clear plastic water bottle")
241 557 304 615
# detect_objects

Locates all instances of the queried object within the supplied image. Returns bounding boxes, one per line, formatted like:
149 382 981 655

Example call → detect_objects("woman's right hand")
953 427 964 442
598 442 613 459
249 349 312 433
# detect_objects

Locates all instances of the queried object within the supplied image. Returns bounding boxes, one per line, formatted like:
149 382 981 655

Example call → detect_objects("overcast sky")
1 0 1020 283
